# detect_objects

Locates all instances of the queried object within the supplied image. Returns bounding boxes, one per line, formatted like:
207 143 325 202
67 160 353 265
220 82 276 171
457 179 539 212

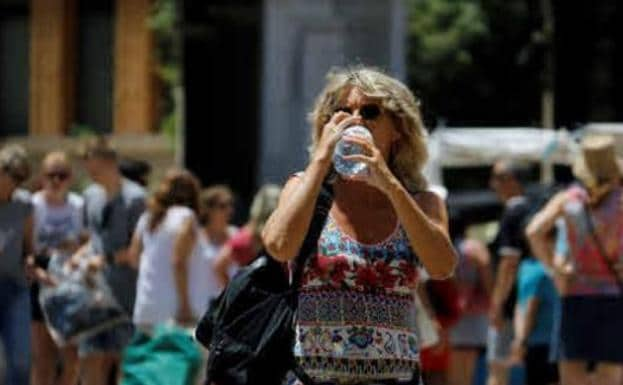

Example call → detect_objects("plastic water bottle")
333 125 373 177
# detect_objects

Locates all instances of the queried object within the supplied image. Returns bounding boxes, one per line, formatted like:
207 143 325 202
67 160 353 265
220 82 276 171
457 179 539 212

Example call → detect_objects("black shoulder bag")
195 182 333 385
582 203 623 294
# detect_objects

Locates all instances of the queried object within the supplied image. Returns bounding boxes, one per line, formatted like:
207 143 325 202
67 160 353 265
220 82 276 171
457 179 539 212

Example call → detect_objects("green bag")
121 325 203 385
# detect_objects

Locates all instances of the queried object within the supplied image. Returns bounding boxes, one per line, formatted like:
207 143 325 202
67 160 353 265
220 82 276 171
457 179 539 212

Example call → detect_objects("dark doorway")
554 1 623 128
0 0 29 137
76 0 114 134
183 0 262 217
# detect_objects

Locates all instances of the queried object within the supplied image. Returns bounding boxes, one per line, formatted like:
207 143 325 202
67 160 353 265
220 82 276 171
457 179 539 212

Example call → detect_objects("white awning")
424 127 577 185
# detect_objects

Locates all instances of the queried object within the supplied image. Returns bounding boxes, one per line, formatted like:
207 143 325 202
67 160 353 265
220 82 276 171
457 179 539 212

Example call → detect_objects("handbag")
195 182 333 385
40 252 130 346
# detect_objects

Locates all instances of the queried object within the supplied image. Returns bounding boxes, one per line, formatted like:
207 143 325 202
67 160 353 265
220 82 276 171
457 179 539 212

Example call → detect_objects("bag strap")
581 203 623 294
290 181 334 290
288 181 333 385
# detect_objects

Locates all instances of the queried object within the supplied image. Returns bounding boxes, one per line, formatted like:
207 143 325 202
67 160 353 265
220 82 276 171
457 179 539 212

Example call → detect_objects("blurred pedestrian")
0 144 33 385
487 160 532 385
213 184 281 288
509 254 559 385
119 158 151 188
196 185 238 296
77 136 146 385
526 135 623 385
31 151 85 385
262 67 457 384
449 211 493 385
128 168 207 328
420 277 461 385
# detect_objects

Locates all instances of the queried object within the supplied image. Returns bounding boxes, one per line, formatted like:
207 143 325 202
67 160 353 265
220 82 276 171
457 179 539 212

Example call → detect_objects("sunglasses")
210 200 234 210
335 104 382 121
45 171 71 181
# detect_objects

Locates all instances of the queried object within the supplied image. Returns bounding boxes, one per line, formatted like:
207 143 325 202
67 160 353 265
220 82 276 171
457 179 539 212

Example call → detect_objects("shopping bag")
39 252 129 346
121 324 202 385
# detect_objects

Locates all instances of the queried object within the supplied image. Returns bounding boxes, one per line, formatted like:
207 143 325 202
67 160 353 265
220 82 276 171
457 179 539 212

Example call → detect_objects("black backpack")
195 183 333 385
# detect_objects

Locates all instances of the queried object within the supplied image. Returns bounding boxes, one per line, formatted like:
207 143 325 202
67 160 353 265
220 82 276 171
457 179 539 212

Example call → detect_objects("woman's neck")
335 178 391 208
204 223 229 244
44 190 67 206
101 172 122 197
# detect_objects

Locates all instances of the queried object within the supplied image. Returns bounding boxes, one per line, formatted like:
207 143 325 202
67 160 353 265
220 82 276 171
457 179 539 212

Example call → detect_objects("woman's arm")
525 192 566 269
213 245 234 288
510 299 539 364
469 239 495 296
172 217 197 323
126 229 143 270
388 186 457 279
23 213 34 257
263 113 358 261
341 137 457 279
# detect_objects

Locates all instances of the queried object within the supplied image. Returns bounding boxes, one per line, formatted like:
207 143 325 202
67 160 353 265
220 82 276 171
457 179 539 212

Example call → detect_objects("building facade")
0 0 172 180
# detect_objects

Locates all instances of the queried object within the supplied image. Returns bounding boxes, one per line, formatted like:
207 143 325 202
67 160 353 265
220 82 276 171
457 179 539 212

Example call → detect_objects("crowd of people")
0 137 281 385
444 135 623 385
2 66 623 385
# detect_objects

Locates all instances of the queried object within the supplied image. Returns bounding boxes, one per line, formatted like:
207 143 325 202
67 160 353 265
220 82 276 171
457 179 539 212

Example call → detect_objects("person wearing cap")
526 135 623 385
0 144 33 385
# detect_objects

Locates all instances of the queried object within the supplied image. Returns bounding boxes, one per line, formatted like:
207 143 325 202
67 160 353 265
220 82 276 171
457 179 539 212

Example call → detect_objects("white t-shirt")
192 225 239 305
133 206 222 326
32 191 84 255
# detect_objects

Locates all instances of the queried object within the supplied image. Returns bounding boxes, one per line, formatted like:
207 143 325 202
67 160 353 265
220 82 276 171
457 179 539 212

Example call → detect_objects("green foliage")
408 0 488 86
149 0 181 144
407 0 542 126
148 0 176 35
69 123 96 137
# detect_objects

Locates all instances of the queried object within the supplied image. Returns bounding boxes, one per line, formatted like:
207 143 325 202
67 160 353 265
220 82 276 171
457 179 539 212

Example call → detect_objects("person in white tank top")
128 169 206 328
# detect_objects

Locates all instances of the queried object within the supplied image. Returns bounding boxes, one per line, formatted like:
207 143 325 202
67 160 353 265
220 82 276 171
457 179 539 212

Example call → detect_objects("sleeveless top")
294 213 422 383
563 185 623 296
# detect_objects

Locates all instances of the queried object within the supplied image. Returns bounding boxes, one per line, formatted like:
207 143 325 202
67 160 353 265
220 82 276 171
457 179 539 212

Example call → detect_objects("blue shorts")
78 321 134 357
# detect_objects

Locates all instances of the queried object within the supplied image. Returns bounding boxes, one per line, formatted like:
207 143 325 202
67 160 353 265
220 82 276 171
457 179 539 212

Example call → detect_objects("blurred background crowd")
3 1 623 385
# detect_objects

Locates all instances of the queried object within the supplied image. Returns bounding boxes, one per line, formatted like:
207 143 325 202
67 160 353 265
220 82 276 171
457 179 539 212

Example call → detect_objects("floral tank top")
563 185 623 296
294 213 422 383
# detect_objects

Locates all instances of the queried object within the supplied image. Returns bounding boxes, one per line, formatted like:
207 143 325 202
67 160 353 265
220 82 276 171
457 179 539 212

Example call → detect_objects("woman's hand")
86 255 105 274
313 112 359 166
25 255 57 286
509 338 527 366
341 136 398 194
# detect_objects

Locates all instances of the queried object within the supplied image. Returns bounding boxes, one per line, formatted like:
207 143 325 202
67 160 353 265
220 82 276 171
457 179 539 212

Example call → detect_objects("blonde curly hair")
308 67 429 192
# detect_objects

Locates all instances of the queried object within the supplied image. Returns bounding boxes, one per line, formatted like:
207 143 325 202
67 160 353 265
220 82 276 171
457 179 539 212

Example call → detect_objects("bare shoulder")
412 190 448 229
413 190 445 215
545 190 569 212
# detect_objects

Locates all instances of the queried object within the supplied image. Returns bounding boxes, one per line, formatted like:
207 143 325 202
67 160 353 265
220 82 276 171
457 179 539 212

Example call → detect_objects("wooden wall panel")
113 0 156 134
29 0 76 136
